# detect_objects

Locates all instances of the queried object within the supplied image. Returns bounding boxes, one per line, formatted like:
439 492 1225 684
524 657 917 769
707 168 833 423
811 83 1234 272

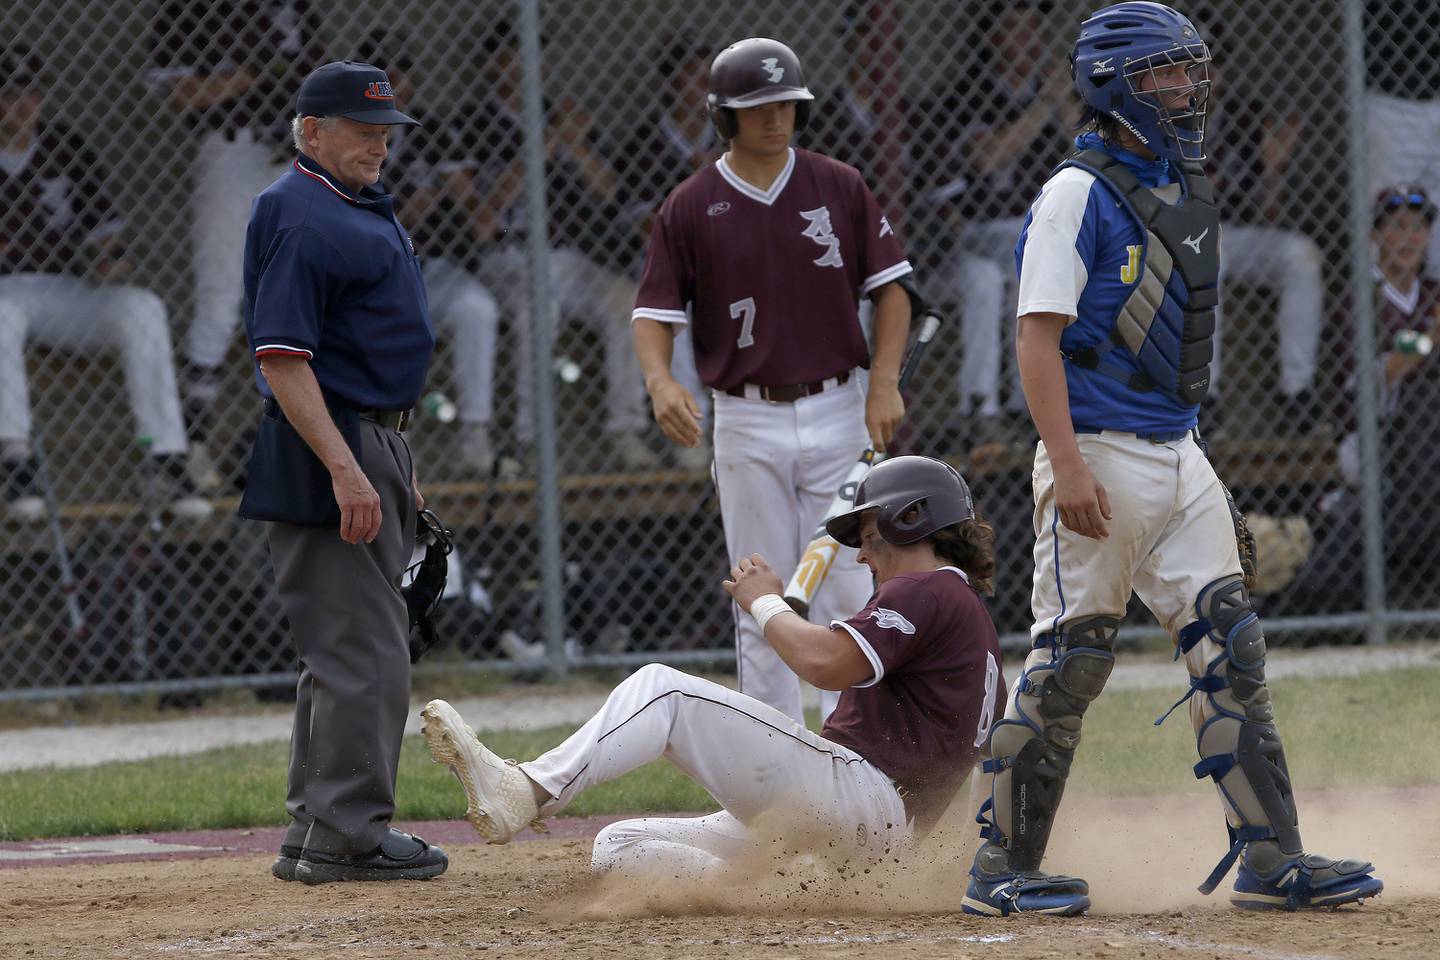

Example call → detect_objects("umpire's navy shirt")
242 153 434 409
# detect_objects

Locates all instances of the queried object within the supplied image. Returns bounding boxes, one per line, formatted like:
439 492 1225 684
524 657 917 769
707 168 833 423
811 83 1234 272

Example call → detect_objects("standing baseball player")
632 37 914 724
961 3 1381 917
423 457 1003 877
241 60 445 884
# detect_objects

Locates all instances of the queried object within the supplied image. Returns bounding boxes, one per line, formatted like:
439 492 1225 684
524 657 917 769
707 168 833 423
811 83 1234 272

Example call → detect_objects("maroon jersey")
632 148 912 390
821 567 1005 833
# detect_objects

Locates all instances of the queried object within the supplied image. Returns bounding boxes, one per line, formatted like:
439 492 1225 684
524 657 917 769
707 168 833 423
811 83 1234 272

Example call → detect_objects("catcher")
961 2 1380 917
422 457 1004 878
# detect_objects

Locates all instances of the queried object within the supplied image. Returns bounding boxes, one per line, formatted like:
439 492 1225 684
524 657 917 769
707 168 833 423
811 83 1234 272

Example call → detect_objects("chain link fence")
1 0 1436 701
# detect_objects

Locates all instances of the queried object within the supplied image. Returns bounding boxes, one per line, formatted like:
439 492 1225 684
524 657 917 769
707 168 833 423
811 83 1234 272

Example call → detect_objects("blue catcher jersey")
1015 133 1201 435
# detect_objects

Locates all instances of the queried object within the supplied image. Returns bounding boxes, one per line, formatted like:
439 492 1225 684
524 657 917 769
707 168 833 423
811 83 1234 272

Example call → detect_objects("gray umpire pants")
267 422 418 856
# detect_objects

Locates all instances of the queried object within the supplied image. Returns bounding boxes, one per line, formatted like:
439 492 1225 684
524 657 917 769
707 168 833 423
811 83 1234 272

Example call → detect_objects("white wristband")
749 594 797 634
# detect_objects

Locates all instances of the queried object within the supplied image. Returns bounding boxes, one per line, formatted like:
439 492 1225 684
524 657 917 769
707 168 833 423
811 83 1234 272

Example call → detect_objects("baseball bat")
31 424 86 642
782 308 946 617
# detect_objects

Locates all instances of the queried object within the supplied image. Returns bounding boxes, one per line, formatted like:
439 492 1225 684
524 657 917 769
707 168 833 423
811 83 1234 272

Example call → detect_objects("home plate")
0 837 217 862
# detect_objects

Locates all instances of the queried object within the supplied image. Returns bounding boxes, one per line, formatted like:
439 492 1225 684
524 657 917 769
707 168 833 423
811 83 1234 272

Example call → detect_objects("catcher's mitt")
1220 481 1258 592
403 509 454 663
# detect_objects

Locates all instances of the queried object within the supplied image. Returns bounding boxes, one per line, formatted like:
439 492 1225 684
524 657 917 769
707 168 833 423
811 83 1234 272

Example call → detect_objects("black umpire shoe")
271 844 303 881
294 829 448 885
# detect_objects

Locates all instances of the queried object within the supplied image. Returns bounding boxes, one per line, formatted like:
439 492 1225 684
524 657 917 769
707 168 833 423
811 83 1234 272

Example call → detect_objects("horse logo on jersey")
761 57 785 83
871 607 916 634
800 207 845 268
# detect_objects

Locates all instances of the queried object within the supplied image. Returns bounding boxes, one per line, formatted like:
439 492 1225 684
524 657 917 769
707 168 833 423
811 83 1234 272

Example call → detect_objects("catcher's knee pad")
979 616 1119 871
1167 575 1302 893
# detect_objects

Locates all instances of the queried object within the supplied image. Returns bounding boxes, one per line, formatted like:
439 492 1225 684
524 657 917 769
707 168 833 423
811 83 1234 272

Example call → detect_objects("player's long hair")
929 513 998 597
1077 106 1124 147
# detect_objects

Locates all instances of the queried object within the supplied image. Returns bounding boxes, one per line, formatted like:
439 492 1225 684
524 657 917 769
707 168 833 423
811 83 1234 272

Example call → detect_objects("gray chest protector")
1062 148 1221 406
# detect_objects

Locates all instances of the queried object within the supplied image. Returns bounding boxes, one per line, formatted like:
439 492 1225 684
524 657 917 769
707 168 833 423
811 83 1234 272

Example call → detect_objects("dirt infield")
2 787 1435 960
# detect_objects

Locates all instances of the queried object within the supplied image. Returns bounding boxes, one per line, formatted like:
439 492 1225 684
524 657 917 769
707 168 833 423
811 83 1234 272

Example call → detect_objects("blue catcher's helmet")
1070 2 1211 164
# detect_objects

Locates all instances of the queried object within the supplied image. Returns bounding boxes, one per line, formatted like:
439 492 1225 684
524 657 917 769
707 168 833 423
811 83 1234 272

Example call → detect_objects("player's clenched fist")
722 553 784 611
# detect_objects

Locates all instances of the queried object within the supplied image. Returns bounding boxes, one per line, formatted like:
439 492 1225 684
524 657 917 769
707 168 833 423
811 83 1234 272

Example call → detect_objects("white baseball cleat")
421 699 547 844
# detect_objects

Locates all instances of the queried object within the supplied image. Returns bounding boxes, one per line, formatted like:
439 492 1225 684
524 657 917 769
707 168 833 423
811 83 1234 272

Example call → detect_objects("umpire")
239 60 444 884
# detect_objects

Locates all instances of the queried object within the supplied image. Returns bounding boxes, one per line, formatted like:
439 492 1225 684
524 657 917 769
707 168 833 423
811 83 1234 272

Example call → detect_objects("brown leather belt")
723 369 852 403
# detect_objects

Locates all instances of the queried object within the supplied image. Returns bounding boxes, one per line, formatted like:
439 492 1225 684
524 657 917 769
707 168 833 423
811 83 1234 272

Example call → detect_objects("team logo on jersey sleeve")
800 206 845 268
871 607 916 634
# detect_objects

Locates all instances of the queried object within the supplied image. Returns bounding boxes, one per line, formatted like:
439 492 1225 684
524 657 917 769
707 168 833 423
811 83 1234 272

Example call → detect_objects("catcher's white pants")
1028 431 1243 644
478 245 647 439
423 257 500 426
519 664 909 879
1367 91 1440 276
1212 224 1323 397
0 274 188 454
186 130 288 369
711 378 874 724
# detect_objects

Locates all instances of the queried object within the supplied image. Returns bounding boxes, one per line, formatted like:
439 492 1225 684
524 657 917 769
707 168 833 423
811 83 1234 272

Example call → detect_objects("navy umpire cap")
297 60 419 125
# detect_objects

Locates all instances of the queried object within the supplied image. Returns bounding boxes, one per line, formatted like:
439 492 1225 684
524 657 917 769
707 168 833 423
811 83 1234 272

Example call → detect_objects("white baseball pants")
0 274 188 454
1028 430 1243 644
479 245 647 439
946 217 1030 417
1213 224 1323 397
519 664 909 879
423 257 500 426
186 129 288 369
711 378 875 724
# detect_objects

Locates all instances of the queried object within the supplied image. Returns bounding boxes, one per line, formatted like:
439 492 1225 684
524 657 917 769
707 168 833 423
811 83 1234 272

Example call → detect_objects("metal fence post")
1342 0 1388 646
518 0 568 674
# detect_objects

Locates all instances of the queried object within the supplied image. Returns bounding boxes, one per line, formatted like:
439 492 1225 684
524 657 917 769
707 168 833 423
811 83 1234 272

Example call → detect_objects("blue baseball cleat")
961 844 1091 917
1230 844 1382 911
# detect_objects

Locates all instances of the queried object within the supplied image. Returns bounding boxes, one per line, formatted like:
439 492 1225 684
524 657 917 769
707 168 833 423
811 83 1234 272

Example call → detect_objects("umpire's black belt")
724 369 852 403
263 398 411 433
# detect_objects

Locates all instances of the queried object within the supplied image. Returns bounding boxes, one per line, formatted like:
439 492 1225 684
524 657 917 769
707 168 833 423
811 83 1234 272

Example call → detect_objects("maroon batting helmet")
707 37 814 140
826 456 976 549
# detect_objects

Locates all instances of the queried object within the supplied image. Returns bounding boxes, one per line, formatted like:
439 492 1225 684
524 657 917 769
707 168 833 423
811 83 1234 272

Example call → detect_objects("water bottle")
1395 329 1434 357
421 391 457 424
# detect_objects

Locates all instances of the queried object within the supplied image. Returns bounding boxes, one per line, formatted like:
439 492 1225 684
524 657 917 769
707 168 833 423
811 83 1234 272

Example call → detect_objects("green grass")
1071 665 1440 795
2 668 1436 842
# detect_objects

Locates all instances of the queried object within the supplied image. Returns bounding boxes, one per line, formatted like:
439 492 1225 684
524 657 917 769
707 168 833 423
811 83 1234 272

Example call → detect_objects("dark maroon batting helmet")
826 456 976 549
707 37 814 139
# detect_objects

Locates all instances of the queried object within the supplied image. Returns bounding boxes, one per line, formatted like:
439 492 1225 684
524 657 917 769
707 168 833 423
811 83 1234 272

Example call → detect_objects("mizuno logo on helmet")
871 607 916 634
1182 228 1209 254
1092 57 1114 74
761 57 785 83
